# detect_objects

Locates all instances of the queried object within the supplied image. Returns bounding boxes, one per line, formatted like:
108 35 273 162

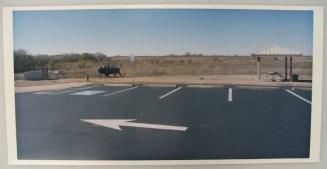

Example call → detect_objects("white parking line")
228 88 233 102
35 86 97 95
159 87 182 99
104 86 139 96
71 90 105 96
285 89 311 105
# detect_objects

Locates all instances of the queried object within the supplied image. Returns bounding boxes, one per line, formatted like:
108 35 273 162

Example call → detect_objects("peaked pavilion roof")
252 44 302 56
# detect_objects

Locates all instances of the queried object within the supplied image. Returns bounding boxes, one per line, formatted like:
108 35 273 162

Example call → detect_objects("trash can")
292 74 299 81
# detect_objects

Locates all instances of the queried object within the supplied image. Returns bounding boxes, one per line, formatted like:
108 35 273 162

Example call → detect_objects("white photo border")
2 4 324 165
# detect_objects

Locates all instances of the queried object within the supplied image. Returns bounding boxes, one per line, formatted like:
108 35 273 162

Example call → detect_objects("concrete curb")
234 86 280 90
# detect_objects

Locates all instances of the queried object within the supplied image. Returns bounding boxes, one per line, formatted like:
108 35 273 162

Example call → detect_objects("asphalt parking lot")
15 84 312 160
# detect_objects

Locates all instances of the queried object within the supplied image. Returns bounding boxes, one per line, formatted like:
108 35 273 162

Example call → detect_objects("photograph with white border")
2 4 324 165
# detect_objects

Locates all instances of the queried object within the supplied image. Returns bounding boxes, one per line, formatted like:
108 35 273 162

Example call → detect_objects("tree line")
14 49 107 73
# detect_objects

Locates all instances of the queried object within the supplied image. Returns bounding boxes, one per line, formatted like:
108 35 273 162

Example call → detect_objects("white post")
129 55 135 86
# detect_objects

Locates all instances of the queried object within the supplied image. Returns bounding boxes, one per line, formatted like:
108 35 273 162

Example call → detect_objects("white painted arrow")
81 119 188 131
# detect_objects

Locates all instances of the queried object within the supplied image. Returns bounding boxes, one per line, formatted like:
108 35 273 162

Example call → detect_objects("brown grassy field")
15 55 313 88
58 55 312 80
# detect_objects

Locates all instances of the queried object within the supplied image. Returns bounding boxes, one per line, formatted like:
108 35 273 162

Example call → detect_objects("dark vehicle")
98 64 122 78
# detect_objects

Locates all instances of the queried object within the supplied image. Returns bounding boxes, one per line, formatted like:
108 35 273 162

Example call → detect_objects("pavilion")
252 45 303 81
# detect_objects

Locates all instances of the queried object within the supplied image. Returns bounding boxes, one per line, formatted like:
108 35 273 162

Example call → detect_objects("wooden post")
290 57 293 81
284 57 288 81
257 56 261 80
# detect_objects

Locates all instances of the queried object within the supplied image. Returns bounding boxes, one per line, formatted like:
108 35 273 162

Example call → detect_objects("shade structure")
252 45 303 81
253 44 302 56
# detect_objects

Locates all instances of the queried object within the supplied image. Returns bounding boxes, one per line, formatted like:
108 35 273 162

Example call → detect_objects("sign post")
129 55 135 86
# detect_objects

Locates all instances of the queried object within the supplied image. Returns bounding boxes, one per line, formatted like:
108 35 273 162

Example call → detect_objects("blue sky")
13 9 313 56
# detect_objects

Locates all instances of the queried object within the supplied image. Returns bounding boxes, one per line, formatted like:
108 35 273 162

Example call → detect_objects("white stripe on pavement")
53 86 98 94
285 89 311 105
104 86 139 96
159 87 182 99
35 86 97 95
228 88 233 102
71 90 105 95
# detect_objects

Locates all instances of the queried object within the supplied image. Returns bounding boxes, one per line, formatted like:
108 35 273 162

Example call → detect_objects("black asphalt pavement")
15 85 312 160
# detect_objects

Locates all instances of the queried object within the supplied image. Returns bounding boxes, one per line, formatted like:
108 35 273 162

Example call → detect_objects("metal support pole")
132 61 135 86
129 55 135 86
256 56 261 80
284 57 288 81
290 57 293 81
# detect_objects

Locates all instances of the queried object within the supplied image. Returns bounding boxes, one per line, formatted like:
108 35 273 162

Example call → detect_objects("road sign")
129 55 135 62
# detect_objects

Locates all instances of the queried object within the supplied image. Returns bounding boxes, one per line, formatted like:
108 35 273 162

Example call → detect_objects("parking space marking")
35 86 97 95
285 89 311 105
159 87 182 99
71 90 105 95
228 88 233 102
104 86 139 96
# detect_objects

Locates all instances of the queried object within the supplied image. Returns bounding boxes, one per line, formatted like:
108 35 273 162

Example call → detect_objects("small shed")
252 45 302 81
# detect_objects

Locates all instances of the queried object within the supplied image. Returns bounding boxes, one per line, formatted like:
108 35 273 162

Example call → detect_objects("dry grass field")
15 55 312 87
59 55 312 79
